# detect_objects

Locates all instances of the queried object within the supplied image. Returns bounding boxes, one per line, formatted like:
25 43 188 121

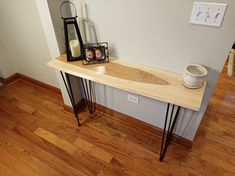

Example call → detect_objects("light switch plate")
190 2 228 27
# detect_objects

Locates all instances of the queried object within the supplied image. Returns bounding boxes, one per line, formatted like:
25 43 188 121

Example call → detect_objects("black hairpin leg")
60 71 81 127
80 78 96 113
160 104 181 161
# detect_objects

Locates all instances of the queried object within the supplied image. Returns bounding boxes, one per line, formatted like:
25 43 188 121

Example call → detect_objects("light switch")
190 2 228 27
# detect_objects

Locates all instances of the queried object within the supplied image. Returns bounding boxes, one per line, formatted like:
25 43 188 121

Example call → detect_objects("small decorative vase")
183 64 208 89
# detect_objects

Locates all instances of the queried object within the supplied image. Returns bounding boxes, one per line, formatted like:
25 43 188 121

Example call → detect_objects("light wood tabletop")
47 55 206 111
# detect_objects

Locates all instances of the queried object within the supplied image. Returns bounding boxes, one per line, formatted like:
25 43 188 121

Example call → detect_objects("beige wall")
0 0 59 87
0 39 15 78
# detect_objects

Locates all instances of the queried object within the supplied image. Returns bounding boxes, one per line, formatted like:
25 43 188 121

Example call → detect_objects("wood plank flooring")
0 63 234 176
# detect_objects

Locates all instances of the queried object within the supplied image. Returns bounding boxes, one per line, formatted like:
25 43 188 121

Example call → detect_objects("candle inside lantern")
70 40 80 57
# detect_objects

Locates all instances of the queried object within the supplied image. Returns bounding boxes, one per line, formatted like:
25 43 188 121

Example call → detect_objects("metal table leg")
159 103 181 161
60 71 96 127
60 71 81 126
80 78 95 113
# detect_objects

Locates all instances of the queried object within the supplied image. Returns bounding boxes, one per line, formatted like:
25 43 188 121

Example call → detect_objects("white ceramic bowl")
183 64 207 89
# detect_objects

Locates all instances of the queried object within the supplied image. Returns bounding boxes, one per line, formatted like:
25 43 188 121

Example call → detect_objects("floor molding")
3 72 193 148
64 99 86 114
3 73 61 96
2 73 20 84
0 76 5 84
17 73 61 95
95 103 193 148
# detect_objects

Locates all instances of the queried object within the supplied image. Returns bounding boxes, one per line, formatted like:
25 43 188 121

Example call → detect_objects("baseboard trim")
64 99 86 114
95 103 193 148
2 73 20 84
0 76 5 83
3 73 61 96
17 73 61 95
63 104 74 113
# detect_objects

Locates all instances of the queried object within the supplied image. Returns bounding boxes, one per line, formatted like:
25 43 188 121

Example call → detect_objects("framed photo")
83 42 109 65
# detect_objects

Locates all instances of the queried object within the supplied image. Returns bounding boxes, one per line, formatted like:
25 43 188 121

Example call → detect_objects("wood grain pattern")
0 61 234 176
10 97 36 114
34 127 77 154
74 137 114 163
86 62 169 85
47 55 206 111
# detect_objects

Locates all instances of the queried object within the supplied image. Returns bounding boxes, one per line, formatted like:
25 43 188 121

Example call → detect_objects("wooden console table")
47 55 206 161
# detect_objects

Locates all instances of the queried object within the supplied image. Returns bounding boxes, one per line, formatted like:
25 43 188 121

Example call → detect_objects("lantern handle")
60 1 78 18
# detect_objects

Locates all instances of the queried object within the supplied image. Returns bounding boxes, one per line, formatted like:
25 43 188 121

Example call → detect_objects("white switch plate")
190 2 228 27
127 94 139 104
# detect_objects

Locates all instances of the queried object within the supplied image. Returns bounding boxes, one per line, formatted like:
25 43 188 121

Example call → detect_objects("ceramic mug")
183 64 207 88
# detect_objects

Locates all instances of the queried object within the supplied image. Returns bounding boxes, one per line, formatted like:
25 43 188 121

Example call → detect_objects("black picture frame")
82 42 109 65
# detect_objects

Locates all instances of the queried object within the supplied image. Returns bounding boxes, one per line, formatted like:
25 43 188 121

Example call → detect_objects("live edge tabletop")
47 55 206 111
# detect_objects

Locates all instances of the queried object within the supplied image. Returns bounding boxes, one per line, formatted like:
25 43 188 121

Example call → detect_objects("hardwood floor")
0 63 234 176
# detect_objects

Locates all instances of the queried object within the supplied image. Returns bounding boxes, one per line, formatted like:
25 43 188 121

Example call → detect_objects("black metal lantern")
60 1 84 62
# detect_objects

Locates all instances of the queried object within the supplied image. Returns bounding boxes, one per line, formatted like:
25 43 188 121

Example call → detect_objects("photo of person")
85 48 95 61
83 42 109 65
95 47 105 60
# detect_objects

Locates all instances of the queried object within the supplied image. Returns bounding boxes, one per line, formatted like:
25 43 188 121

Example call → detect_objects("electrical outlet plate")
127 94 139 104
190 2 228 27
